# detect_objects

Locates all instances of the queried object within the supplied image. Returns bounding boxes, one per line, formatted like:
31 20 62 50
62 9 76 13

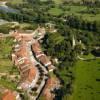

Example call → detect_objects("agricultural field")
53 0 63 4
64 5 100 21
80 53 95 59
8 0 24 5
40 0 63 4
48 5 100 21
48 7 63 16
69 59 100 100
0 37 19 90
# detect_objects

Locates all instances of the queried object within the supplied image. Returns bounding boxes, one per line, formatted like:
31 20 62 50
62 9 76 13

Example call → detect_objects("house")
19 67 37 90
2 90 16 100
31 41 43 57
12 40 38 90
31 41 55 71
43 78 60 100
38 54 52 67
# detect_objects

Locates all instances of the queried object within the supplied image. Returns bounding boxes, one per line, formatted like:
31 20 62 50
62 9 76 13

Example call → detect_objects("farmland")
68 59 100 100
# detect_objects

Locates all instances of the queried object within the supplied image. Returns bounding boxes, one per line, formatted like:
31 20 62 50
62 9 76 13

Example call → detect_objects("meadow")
69 59 100 100
0 37 18 90
48 5 100 22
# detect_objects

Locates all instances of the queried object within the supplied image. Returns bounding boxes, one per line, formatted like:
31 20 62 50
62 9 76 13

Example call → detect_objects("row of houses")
12 41 38 90
1 27 57 100
31 40 55 72
10 28 54 99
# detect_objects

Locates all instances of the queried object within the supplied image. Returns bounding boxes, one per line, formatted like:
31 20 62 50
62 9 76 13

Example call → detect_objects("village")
0 0 100 100
0 27 60 100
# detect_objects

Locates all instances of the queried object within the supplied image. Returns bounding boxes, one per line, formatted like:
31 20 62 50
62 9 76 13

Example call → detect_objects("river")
0 1 19 13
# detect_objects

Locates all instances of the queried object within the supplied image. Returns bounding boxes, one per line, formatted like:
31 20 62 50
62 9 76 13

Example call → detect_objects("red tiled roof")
32 41 42 55
48 65 55 72
43 78 58 100
15 44 28 58
27 67 36 82
13 38 37 88
20 35 33 41
20 65 36 82
38 55 51 66
2 90 15 100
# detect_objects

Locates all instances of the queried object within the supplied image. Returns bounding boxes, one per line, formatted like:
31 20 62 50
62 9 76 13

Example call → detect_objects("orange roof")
32 41 42 54
43 78 58 100
18 59 31 66
15 44 28 58
2 90 15 100
15 34 33 42
38 55 51 65
20 35 33 41
27 67 36 82
20 65 36 83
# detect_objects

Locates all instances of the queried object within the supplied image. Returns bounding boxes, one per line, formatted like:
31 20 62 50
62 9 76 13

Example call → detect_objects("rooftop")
2 90 15 100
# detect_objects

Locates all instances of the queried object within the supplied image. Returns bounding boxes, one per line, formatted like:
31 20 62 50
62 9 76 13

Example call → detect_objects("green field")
69 59 100 100
64 6 100 21
0 78 17 90
48 7 63 16
0 37 18 90
8 0 24 5
40 0 63 4
0 38 13 72
48 5 100 21
80 53 95 59
53 0 63 4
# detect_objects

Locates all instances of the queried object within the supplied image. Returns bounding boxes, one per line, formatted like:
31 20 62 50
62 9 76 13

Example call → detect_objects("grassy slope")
53 0 63 4
40 0 63 4
48 7 63 16
0 79 17 90
48 4 100 21
0 38 13 72
80 53 95 59
8 0 24 5
65 6 100 21
0 37 18 90
69 59 100 100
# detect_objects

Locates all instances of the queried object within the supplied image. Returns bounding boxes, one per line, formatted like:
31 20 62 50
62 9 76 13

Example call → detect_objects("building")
32 41 55 71
2 90 16 100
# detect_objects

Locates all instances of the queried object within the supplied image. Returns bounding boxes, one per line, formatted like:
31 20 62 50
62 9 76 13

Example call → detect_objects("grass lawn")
48 7 63 16
19 23 38 30
81 14 100 22
0 78 17 90
0 37 18 90
40 0 63 4
63 5 100 22
80 53 95 59
53 0 63 4
0 59 13 73
48 5 100 21
0 38 13 72
64 5 87 13
69 59 100 100
8 0 24 5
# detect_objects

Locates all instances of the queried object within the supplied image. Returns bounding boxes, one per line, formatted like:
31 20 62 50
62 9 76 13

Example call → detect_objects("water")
0 5 19 13
0 2 19 13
